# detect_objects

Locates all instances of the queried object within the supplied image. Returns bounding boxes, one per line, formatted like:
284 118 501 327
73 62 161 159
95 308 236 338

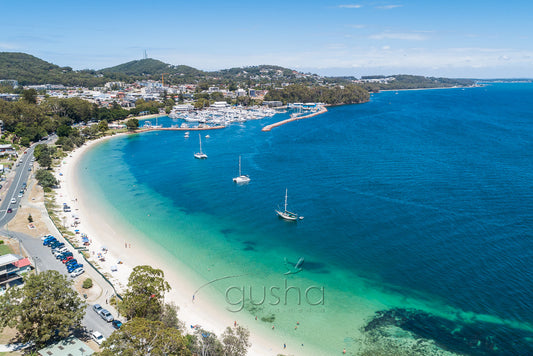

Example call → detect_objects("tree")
190 328 223 356
98 119 109 133
56 124 72 137
119 265 171 321
221 326 251 356
160 302 183 330
0 270 85 347
99 318 191 356
37 151 52 169
35 169 58 188
125 118 139 131
22 89 38 104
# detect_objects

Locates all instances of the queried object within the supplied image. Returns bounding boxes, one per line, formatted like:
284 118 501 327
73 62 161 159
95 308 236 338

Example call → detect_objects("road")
0 136 117 338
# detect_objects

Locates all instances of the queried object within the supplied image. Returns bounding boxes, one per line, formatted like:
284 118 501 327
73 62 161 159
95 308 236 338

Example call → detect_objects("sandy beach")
54 134 294 355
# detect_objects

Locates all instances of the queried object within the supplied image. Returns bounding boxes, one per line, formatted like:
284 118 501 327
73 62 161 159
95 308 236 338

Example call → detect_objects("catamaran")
276 188 302 221
194 134 208 159
233 156 250 184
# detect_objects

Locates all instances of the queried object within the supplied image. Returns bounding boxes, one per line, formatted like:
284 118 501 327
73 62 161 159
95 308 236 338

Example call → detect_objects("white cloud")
382 45 391 50
338 4 362 8
376 5 403 10
370 32 429 41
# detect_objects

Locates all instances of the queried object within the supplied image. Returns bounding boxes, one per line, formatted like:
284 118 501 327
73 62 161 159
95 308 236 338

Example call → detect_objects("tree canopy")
35 169 58 187
119 265 171 321
98 318 191 356
0 270 86 347
264 84 370 105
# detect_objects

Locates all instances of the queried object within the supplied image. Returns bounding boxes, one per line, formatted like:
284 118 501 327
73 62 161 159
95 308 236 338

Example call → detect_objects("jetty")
262 106 328 131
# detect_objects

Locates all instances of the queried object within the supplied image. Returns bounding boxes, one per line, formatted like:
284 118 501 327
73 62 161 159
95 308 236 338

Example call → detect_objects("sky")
1 0 532 78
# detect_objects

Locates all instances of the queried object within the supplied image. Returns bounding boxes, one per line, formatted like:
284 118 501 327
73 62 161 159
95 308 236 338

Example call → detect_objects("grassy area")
0 244 12 256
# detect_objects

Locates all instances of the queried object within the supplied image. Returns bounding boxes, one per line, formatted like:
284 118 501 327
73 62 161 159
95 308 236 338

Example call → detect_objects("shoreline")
55 133 301 355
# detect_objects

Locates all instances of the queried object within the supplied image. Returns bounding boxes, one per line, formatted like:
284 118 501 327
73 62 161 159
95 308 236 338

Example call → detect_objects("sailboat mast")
199 134 202 153
239 156 242 176
284 188 288 211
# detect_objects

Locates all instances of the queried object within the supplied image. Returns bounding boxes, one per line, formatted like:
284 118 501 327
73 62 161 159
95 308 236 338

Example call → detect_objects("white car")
91 330 105 345
10 198 16 204
70 268 85 278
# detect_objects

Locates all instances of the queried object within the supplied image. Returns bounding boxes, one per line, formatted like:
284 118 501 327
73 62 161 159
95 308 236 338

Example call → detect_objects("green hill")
99 58 205 83
0 52 107 87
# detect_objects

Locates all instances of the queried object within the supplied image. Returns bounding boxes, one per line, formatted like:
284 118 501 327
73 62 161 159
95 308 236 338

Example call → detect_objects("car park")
99 309 114 322
70 268 85 278
112 320 123 329
91 330 105 345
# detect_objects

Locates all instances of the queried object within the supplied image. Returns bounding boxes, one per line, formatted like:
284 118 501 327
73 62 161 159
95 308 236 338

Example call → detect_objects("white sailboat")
194 134 208 159
276 188 302 221
233 156 250 184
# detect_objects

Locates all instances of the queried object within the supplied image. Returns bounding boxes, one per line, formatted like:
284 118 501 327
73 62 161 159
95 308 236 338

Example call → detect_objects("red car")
62 256 74 264
7 208 12 213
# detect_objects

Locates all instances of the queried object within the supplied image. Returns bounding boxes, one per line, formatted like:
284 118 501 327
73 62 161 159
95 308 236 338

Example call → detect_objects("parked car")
57 252 73 260
70 268 85 278
50 242 64 249
62 256 74 264
99 309 114 322
91 330 105 345
67 263 83 273
93 304 103 314
52 246 68 254
65 259 78 268
112 320 123 329
43 238 57 246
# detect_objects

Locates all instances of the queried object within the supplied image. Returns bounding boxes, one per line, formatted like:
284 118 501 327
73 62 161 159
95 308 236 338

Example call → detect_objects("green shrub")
82 278 93 289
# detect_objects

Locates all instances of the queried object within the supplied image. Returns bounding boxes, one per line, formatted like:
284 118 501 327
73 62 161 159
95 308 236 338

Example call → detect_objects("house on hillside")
0 144 16 157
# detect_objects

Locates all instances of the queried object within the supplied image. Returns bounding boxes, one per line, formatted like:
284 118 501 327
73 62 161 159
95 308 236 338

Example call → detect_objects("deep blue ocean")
80 83 533 355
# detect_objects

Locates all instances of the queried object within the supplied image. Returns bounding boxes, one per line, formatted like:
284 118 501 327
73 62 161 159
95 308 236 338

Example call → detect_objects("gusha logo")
225 279 325 312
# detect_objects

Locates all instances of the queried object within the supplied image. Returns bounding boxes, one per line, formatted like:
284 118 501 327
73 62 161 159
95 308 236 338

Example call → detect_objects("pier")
262 106 328 132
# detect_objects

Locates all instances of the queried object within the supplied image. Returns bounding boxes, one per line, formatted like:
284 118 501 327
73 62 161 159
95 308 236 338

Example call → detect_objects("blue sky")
1 0 532 78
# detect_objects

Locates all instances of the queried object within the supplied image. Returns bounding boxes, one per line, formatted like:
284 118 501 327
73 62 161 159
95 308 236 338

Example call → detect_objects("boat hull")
276 210 298 221
233 175 250 184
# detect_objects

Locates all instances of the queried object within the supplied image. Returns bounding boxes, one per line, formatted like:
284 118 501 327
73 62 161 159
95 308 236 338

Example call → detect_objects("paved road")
0 136 117 338
0 145 36 226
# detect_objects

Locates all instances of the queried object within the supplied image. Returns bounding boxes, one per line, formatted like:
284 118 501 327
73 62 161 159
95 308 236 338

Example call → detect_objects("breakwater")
262 106 328 131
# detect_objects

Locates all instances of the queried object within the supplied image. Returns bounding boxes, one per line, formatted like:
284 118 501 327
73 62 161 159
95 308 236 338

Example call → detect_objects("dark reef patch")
364 308 533 356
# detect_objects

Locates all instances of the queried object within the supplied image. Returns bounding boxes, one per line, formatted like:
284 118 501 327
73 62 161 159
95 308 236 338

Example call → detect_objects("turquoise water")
78 84 533 355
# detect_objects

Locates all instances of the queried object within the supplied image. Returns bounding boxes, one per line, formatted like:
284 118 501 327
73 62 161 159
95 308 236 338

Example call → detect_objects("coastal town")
0 54 484 356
